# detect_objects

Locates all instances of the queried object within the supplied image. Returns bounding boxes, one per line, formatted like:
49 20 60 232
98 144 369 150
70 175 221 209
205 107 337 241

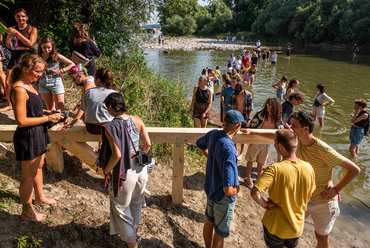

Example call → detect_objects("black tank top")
15 25 31 48
195 87 209 103
354 111 369 128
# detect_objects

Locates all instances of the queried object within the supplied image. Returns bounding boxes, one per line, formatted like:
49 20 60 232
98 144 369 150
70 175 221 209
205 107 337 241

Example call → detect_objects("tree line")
0 0 153 56
158 0 370 44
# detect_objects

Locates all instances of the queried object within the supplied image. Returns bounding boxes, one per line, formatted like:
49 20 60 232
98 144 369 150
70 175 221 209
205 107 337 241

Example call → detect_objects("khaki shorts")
306 199 340 235
245 144 270 165
312 106 325 118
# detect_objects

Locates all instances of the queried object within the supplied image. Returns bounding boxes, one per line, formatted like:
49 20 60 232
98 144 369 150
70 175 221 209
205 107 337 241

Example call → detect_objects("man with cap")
196 110 243 248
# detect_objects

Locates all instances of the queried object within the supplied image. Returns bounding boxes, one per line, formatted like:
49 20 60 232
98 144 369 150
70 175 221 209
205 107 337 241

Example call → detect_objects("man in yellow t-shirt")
251 129 316 248
245 112 361 248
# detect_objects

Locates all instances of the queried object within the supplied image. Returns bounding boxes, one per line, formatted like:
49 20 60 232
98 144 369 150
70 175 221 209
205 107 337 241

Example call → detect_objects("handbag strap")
120 116 138 154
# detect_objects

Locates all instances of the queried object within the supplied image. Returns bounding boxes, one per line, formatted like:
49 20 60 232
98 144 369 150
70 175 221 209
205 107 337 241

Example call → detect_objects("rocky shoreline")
142 38 259 51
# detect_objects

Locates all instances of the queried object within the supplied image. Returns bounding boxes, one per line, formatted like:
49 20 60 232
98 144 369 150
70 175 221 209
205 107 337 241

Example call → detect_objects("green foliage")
0 183 15 209
157 0 198 26
14 232 43 248
4 0 153 56
95 55 193 156
162 15 197 36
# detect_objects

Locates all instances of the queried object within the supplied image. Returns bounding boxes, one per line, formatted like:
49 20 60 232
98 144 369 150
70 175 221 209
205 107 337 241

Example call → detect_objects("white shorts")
306 199 340 235
245 144 270 165
312 105 325 118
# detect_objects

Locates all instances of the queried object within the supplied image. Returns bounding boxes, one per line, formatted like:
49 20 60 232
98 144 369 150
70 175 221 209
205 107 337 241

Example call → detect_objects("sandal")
243 179 254 190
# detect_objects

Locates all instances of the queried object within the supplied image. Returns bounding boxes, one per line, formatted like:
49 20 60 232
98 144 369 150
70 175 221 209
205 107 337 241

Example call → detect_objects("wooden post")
59 140 104 176
45 142 64 173
172 138 184 204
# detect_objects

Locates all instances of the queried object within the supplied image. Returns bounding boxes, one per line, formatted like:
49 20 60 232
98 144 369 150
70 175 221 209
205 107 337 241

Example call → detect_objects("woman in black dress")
71 23 102 76
10 54 63 221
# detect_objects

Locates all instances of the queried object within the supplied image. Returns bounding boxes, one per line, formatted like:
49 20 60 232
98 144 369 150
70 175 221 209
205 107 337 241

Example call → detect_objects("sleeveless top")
122 116 140 154
10 86 50 161
195 87 209 103
45 57 60 75
15 25 31 48
354 110 369 128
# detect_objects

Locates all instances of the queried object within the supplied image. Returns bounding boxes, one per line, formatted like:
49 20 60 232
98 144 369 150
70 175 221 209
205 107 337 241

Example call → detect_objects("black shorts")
263 225 299 248
86 122 104 135
8 50 30 70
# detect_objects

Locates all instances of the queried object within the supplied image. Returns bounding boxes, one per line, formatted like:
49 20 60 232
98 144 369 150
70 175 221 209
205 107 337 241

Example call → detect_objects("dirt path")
0 96 367 247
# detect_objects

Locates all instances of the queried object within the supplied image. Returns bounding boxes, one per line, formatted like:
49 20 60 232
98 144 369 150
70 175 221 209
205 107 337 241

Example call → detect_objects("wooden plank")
0 125 276 144
45 142 64 172
172 140 184 204
58 140 104 176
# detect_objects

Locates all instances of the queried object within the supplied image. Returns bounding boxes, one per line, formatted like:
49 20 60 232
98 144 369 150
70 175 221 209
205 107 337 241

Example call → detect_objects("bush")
162 14 197 36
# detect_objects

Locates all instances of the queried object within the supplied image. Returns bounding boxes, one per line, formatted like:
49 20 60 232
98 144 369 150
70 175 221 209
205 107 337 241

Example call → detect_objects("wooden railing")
0 125 274 204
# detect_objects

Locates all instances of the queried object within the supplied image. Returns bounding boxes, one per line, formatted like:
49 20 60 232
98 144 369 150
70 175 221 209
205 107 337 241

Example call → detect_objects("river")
144 47 370 241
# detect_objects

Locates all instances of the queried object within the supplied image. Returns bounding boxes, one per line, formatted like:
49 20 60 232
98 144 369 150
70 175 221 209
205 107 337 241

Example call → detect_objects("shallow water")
145 47 370 238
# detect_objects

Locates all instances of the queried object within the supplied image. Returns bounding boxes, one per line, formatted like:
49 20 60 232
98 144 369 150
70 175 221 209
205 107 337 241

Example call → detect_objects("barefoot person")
243 111 361 248
251 129 315 248
99 92 151 248
188 75 212 128
1 8 38 112
244 98 282 189
312 84 334 128
349 99 369 157
10 54 63 221
196 110 243 248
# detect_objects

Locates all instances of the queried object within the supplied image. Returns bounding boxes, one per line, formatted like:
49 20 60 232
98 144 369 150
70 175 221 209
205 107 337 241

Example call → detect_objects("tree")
156 0 198 26
0 0 154 56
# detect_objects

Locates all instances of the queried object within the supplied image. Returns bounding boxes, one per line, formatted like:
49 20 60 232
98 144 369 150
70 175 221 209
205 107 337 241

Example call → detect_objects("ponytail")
9 66 22 85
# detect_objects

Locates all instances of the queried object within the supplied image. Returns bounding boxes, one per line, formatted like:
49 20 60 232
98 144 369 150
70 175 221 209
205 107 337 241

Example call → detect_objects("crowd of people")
0 8 368 248
193 43 367 248
0 9 151 248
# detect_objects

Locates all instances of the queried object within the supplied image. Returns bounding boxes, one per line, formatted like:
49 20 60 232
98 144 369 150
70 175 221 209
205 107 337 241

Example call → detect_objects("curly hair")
10 54 45 85
73 23 90 46
95 68 116 90
260 97 282 128
37 36 59 63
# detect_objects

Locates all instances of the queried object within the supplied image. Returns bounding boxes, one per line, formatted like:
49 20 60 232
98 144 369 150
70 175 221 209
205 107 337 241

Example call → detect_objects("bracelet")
16 31 19 36
264 201 269 209
48 115 51 122
333 186 341 201
60 69 64 80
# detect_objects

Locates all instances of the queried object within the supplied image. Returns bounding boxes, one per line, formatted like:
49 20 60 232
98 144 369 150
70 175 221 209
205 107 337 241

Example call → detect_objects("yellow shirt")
215 69 221 78
255 159 315 239
296 138 345 202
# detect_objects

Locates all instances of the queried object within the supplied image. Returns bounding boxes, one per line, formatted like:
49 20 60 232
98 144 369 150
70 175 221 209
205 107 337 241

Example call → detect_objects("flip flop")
243 179 254 190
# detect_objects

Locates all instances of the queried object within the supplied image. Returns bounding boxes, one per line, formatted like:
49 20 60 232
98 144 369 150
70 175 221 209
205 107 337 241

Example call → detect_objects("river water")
144 47 370 240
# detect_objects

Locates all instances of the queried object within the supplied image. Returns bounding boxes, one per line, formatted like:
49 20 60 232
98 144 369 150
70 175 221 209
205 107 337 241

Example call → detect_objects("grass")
0 180 16 210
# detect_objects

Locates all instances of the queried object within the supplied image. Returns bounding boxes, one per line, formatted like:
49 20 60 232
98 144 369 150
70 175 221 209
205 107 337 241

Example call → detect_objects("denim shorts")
276 89 286 100
263 225 299 248
205 195 235 238
38 75 65 95
349 126 365 146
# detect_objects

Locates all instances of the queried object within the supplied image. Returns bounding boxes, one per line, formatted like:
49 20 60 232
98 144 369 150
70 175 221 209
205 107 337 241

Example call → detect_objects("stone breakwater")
142 38 259 51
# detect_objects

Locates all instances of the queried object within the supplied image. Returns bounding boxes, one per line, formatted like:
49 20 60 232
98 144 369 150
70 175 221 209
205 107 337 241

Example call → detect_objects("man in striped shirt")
242 111 360 248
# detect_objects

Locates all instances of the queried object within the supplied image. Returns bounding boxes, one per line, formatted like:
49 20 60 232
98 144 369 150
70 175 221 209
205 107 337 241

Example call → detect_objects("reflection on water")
145 47 370 237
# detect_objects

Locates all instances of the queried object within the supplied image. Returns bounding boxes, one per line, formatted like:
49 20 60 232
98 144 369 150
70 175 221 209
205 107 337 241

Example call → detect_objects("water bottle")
147 158 155 173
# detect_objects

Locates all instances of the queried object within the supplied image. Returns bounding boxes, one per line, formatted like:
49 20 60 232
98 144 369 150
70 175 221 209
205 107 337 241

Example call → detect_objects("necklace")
17 24 28 31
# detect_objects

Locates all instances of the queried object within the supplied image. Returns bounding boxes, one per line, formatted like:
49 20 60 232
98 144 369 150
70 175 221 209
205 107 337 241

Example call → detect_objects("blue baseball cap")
228 62 232 67
224 110 245 124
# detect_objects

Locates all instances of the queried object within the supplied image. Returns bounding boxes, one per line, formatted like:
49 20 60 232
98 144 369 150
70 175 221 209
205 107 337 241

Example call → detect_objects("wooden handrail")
0 125 275 204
